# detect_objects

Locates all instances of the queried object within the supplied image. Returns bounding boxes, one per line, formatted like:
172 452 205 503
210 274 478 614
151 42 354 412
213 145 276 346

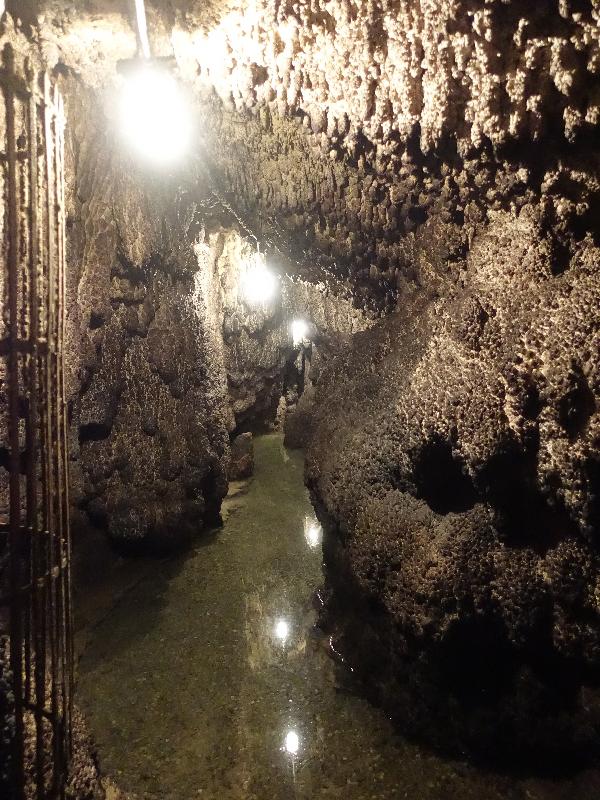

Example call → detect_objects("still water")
76 435 599 799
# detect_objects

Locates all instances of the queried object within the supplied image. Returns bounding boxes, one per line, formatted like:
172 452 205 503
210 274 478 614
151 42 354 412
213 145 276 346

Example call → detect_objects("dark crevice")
478 449 577 553
79 422 112 444
200 467 222 526
558 366 596 441
89 311 105 329
411 438 478 515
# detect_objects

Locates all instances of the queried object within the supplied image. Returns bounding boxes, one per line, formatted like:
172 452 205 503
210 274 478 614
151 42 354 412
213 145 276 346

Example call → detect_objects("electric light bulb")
119 66 192 164
291 318 309 346
241 256 277 305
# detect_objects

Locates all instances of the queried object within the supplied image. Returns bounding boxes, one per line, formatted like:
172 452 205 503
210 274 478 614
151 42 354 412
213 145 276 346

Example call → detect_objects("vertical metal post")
5 40 26 800
0 42 72 799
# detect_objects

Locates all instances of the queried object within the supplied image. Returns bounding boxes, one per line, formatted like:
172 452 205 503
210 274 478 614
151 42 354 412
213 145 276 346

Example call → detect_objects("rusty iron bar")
5 40 27 800
1 43 72 799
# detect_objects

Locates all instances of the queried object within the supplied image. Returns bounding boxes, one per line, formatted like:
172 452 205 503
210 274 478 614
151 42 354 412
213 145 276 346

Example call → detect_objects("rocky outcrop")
228 432 254 480
203 226 371 431
306 207 600 763
283 333 350 450
65 88 231 550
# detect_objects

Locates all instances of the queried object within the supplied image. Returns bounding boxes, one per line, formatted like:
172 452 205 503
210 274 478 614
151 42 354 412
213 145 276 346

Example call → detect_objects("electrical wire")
134 0 151 59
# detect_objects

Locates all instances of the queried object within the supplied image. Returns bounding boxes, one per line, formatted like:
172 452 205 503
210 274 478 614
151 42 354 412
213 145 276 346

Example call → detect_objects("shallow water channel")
76 435 599 800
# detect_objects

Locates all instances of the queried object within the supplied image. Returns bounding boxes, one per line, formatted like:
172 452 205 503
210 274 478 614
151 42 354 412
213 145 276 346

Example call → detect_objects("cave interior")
1 0 600 798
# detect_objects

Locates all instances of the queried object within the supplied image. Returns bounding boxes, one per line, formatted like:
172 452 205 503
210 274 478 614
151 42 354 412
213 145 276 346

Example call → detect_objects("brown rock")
228 432 254 481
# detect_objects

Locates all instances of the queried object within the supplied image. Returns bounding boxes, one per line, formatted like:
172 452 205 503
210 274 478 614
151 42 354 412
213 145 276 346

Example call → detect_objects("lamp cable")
133 0 151 59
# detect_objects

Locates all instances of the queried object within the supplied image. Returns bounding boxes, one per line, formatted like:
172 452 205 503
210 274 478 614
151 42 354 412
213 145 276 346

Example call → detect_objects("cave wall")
4 0 600 765
63 87 367 547
202 227 370 430
168 0 600 309
64 86 233 550
166 0 600 760
0 0 371 549
305 212 600 761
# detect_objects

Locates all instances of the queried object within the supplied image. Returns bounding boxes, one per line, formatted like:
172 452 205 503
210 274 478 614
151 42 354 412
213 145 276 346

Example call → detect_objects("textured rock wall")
25 3 600 306
186 0 600 149
64 94 363 547
168 0 600 308
305 208 600 761
65 86 231 550
165 0 600 761
24 3 600 303
201 226 371 430
6 0 600 766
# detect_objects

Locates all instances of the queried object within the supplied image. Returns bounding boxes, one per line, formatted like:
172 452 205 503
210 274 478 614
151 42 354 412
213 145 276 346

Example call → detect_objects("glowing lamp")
241 256 277 306
291 319 309 347
118 65 192 164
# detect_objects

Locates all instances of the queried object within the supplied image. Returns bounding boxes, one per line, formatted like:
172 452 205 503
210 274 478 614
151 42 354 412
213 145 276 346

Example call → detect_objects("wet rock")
306 218 600 763
64 87 231 551
228 432 254 480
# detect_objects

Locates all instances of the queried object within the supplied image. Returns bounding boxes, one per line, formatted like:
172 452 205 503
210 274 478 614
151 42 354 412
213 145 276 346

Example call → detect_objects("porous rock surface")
228 432 254 480
65 88 231 550
28 3 600 306
202 226 371 431
180 0 600 310
173 0 600 760
306 208 600 761
7 0 600 766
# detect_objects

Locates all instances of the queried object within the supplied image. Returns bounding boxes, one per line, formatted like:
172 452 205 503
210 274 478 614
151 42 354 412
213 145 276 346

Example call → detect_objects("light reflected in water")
274 618 289 643
304 516 322 549
284 729 300 755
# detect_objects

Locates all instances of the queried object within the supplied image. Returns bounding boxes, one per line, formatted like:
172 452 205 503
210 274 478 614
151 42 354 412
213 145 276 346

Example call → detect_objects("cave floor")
76 435 599 800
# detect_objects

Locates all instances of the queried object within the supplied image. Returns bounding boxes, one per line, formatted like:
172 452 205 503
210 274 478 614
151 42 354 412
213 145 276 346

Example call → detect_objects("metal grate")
0 41 72 799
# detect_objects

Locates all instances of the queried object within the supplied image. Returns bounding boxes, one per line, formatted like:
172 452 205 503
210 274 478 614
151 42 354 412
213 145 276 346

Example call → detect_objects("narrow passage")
76 436 592 800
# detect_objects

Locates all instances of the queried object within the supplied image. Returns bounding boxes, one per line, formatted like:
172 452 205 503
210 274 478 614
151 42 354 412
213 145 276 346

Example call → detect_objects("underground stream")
74 435 599 800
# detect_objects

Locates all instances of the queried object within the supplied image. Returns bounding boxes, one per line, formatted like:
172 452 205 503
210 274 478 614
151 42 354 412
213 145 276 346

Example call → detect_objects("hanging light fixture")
117 0 193 164
133 0 151 58
241 249 278 306
291 319 309 347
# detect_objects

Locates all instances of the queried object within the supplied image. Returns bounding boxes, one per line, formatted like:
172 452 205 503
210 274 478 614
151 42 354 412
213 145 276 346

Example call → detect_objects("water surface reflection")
76 435 600 800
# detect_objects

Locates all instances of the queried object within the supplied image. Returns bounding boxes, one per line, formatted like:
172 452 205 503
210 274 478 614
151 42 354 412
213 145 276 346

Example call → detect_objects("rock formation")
2 0 600 772
306 225 600 762
228 432 254 480
64 86 232 550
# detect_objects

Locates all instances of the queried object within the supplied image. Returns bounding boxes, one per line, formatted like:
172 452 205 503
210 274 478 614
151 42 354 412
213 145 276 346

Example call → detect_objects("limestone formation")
2 0 600 772
228 432 254 480
205 226 370 431
306 211 600 760
63 86 232 550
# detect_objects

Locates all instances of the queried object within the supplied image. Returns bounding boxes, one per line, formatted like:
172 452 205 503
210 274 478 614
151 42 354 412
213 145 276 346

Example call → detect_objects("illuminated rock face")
203 227 370 431
7 0 600 760
186 0 600 308
306 210 600 761
60 88 366 548
64 87 232 550
178 0 600 758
